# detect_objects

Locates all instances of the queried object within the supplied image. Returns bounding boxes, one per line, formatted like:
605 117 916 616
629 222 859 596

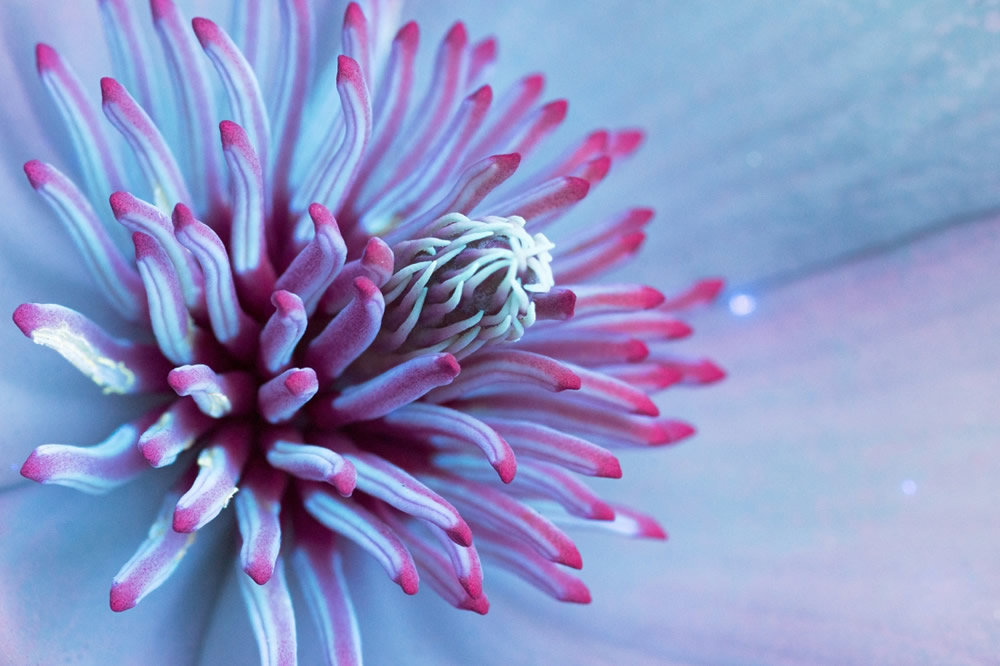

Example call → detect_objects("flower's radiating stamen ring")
14 3 724 661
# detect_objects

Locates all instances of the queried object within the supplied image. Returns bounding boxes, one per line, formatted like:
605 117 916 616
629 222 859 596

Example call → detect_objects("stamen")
481 175 589 224
101 77 193 209
554 312 692 341
659 278 725 311
151 0 226 212
237 557 298 666
173 204 259 360
13 303 170 394
291 517 363 664
344 21 418 211
168 364 255 418
276 203 347 314
234 456 289 584
270 0 314 198
438 455 613 520
311 353 460 427
299 482 419 594
301 56 372 220
194 18 272 181
111 191 204 312
258 291 307 375
373 403 516 483
515 333 649 366
333 439 472 546
34 44 125 202
20 409 164 494
552 230 645 284
643 356 727 386
505 99 568 158
466 36 497 87
23 160 144 322
569 284 665 314
382 153 521 247
98 0 161 122
480 417 622 478
356 22 468 209
305 277 385 383
555 362 659 416
464 74 545 163
553 503 667 540
109 467 198 612
258 368 319 424
137 397 215 467
609 129 644 157
531 287 576 321
425 474 582 568
319 236 394 314
377 509 487 613
219 120 276 311
263 429 356 496
363 85 493 232
600 362 685 392
423 349 581 404
474 529 590 603
457 393 695 447
132 232 197 365
173 422 252 533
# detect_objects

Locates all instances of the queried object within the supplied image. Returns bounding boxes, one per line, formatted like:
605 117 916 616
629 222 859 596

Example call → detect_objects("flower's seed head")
379 213 554 359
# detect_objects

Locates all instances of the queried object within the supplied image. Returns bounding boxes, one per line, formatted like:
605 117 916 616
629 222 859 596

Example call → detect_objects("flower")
5 0 722 663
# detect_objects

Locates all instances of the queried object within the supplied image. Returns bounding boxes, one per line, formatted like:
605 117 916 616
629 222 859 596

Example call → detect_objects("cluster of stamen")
13 1 724 663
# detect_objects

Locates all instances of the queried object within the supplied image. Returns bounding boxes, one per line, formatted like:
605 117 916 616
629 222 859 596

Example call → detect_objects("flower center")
377 213 554 359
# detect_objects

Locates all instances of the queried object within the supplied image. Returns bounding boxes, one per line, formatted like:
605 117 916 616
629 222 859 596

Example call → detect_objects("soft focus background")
1 1 998 664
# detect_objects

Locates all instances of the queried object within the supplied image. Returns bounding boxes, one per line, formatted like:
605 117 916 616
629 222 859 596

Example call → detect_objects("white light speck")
728 293 756 316
901 479 917 496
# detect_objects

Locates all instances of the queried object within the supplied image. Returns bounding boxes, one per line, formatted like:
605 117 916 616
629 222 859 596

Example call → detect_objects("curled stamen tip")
460 595 490 615
219 120 254 156
12 303 40 337
34 43 60 72
693 360 726 384
22 160 52 188
561 543 583 570
149 0 175 20
271 290 305 318
361 237 394 280
99 76 130 104
471 85 493 104
533 288 575 321
584 156 612 182
19 450 49 483
625 339 649 362
447 520 474 548
131 231 159 258
447 21 468 45
307 202 337 228
638 286 666 309
285 368 318 396
655 420 696 445
244 557 275 586
563 580 592 604
352 276 379 300
336 55 363 84
171 202 196 229
565 176 591 200
108 190 142 219
544 99 569 122
612 129 645 155
397 20 419 44
493 455 517 485
344 2 365 25
109 584 137 613
495 152 522 172
332 463 357 497
397 566 419 596
435 353 462 378
191 16 223 45
599 457 623 479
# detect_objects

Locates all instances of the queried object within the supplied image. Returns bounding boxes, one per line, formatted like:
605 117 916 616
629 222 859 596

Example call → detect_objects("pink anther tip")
34 43 60 72
22 160 50 188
